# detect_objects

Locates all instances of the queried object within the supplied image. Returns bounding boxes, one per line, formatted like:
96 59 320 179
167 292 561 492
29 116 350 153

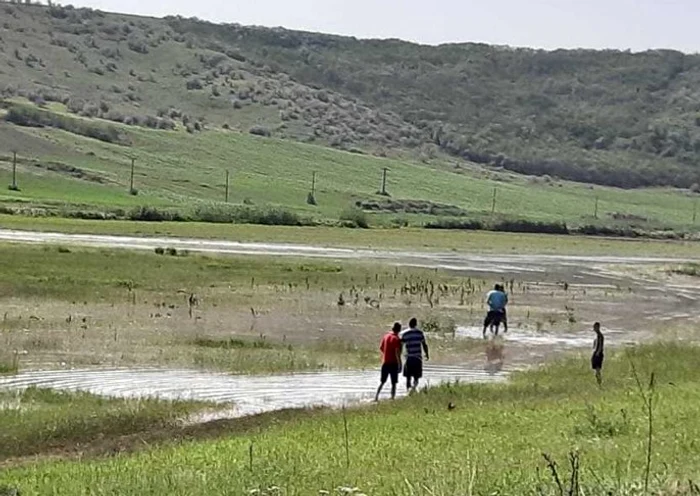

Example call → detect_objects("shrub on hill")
3 103 129 145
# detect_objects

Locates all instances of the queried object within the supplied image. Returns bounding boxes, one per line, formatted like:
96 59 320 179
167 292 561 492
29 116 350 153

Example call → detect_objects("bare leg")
406 377 412 391
595 369 602 387
375 381 385 402
412 378 420 393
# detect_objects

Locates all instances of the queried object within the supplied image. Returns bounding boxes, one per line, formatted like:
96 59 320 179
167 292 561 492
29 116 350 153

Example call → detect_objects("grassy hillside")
1 2 700 190
1 100 698 235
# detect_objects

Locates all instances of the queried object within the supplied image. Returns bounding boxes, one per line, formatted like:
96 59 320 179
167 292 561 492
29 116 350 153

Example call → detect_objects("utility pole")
491 187 497 214
307 171 317 205
380 167 389 196
10 151 17 190
129 157 135 194
225 170 230 203
594 196 599 220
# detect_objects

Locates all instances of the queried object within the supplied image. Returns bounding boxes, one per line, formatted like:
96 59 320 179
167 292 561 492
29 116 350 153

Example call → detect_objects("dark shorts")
380 363 400 384
403 357 423 380
591 353 604 370
484 310 504 328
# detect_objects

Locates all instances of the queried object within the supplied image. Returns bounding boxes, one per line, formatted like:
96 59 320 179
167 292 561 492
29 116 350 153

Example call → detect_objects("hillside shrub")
4 104 129 145
191 204 304 226
128 206 185 222
186 78 203 90
249 125 271 137
339 207 369 228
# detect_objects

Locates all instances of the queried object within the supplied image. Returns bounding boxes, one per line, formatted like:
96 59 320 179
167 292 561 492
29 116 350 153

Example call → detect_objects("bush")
190 204 304 226
492 219 569 235
249 125 271 137
186 78 203 90
691 183 700 194
4 104 129 145
128 206 183 222
339 207 369 228
425 218 484 230
127 37 149 54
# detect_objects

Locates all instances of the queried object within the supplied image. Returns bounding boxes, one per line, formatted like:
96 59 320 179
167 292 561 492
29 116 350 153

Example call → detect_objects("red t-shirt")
380 332 401 364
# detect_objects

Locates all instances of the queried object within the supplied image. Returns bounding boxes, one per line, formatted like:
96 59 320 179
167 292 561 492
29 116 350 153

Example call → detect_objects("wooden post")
129 157 135 193
11 151 17 190
381 167 388 195
491 187 497 214
225 170 230 203
594 196 599 219
694 198 698 224
311 171 316 196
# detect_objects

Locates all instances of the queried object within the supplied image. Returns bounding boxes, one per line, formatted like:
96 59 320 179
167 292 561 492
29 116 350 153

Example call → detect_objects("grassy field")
0 387 206 461
3 215 700 258
1 104 699 234
1 343 698 494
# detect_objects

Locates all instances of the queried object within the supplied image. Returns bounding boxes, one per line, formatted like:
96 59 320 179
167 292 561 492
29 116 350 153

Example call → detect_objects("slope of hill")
0 100 698 237
1 2 700 189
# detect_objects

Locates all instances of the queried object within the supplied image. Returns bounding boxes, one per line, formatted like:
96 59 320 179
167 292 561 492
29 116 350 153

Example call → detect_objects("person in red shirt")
375 322 403 401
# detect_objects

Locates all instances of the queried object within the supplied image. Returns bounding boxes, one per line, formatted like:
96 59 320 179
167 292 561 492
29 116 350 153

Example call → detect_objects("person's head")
392 322 402 334
409 317 417 329
593 322 601 332
494 283 500 291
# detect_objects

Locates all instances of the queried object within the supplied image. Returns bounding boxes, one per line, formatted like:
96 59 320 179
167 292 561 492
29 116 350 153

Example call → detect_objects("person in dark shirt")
591 322 605 387
375 322 402 401
400 317 430 393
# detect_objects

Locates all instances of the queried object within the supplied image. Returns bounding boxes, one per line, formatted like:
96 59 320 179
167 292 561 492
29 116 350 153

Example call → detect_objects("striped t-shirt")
400 328 426 360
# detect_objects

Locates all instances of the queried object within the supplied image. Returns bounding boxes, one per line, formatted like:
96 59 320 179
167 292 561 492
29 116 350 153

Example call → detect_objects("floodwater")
0 228 698 418
0 364 508 418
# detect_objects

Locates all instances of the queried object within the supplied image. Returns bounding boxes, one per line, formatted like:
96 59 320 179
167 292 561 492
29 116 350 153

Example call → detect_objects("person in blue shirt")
483 284 508 338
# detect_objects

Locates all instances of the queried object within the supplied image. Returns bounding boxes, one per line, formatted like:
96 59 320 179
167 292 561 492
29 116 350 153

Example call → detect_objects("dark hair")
494 283 500 290
409 317 417 328
593 322 601 328
392 322 402 333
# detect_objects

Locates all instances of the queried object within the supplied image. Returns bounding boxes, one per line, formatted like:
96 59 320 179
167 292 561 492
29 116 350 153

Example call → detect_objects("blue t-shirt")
487 290 508 312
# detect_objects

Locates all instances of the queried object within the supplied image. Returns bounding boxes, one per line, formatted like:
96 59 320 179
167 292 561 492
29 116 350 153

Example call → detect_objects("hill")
0 99 698 238
1 2 700 190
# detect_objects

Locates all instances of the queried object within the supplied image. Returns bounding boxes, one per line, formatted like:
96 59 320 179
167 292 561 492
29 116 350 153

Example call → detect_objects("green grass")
0 243 472 301
671 263 700 277
2 214 700 258
3 3 700 192
1 343 699 494
0 387 205 461
1 111 699 233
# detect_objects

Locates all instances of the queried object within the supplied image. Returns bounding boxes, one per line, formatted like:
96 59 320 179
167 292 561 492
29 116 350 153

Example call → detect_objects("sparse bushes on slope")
3 103 129 145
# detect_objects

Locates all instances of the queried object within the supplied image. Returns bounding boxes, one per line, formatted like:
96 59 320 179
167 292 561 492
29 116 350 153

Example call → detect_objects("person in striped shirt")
400 317 430 392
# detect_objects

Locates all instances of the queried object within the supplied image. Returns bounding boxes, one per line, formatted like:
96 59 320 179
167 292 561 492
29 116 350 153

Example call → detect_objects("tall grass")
2 344 700 494
0 387 205 460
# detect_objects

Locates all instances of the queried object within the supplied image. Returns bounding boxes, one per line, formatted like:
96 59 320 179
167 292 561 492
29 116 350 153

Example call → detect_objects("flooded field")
1 229 699 417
